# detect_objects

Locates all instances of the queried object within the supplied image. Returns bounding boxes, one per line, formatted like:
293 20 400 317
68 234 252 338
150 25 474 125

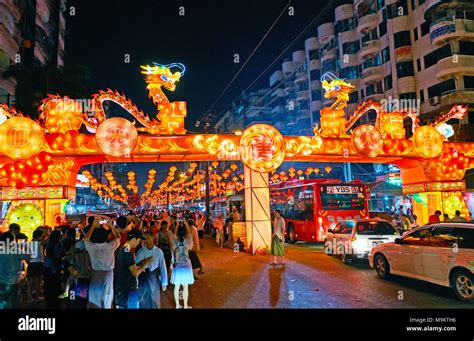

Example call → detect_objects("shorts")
216 229 224 244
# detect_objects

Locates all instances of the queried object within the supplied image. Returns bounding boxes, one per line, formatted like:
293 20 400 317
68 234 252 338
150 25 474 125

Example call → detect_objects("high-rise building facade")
268 0 474 139
0 0 67 104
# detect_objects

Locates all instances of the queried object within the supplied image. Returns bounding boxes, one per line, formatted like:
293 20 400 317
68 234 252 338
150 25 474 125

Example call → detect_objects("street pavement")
160 236 473 308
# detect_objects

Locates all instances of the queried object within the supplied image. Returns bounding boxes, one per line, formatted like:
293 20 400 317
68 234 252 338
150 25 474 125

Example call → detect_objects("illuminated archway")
0 65 472 251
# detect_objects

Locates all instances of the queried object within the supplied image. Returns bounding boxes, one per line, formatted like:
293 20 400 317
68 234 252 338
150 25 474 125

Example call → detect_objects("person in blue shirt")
136 231 168 308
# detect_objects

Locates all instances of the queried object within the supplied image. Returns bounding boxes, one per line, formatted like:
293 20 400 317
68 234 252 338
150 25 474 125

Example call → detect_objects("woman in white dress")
170 220 194 308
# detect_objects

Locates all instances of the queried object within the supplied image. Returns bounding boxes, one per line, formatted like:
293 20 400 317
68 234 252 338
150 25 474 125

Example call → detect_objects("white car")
324 219 400 264
369 223 474 302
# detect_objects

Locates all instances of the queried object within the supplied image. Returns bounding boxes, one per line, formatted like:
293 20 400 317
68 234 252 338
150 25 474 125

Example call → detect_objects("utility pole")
204 161 211 233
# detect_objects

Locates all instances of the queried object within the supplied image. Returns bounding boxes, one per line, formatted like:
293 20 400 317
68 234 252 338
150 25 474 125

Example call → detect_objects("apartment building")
0 0 67 104
267 0 474 139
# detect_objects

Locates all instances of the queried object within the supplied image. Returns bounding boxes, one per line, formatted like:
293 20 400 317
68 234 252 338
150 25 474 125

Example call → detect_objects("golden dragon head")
140 62 186 92
321 72 355 102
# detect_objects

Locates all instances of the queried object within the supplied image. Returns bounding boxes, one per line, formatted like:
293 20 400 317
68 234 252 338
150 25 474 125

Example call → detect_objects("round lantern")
0 117 45 159
95 117 137 157
413 126 443 159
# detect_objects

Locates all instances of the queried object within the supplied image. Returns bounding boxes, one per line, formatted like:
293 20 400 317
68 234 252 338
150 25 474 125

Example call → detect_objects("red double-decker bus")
270 179 369 242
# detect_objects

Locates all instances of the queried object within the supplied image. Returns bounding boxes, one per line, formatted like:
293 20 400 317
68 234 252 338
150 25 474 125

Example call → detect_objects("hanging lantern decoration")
306 167 313 174
212 161 219 168
297 170 304 177
325 166 332 173
230 164 238 172
314 168 320 175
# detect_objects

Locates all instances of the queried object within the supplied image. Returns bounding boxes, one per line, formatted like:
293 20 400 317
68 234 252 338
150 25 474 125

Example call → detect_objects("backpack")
173 240 189 267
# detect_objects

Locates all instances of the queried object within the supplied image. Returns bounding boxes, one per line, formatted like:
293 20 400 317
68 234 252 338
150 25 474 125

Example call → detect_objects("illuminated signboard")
321 185 362 194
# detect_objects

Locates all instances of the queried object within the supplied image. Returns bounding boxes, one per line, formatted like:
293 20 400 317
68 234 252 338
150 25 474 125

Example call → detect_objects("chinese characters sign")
95 117 138 157
0 117 44 159
240 124 285 173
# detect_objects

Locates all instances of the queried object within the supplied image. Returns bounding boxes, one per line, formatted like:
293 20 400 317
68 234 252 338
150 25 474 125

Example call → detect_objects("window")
349 91 359 104
381 47 390 64
363 54 381 69
428 78 456 98
414 27 418 41
396 61 414 78
309 49 320 59
421 21 430 36
360 89 365 98
400 92 417 100
460 41 474 56
356 221 397 235
342 41 360 55
427 227 457 247
312 90 322 101
424 44 452 69
464 76 474 89
416 58 421 71
419 89 424 103
402 228 431 245
410 0 415 11
379 20 387 36
384 74 393 91
322 59 336 74
336 17 358 34
310 69 321 81
272 186 314 221
457 228 474 249
339 66 358 79
394 30 411 48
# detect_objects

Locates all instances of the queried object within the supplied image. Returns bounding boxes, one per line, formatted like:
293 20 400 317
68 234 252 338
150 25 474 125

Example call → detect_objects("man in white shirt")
136 231 168 308
84 219 120 308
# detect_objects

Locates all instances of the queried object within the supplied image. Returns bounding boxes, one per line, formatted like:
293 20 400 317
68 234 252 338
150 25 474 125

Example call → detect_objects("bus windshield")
320 184 365 210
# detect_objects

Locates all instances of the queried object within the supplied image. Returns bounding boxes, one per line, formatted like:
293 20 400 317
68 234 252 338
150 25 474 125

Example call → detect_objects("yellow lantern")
325 166 332 173
307 167 313 174
212 161 219 168
314 168 320 174
230 164 238 171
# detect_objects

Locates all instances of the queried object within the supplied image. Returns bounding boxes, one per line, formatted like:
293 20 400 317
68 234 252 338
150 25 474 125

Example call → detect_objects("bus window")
289 186 314 221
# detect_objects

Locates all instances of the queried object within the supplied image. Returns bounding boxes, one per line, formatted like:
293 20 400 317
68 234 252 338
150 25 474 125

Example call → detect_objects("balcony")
440 89 474 108
359 40 380 61
430 19 474 46
357 11 378 34
320 48 336 63
271 104 286 114
311 80 321 91
294 71 308 84
317 22 335 45
425 0 474 20
271 88 285 98
364 92 385 101
362 66 383 84
296 91 309 102
436 55 474 80
282 60 295 74
395 46 413 63
270 70 284 87
305 37 320 52
339 30 358 44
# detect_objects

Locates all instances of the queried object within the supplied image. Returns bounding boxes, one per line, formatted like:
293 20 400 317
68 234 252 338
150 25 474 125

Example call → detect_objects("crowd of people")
0 209 216 309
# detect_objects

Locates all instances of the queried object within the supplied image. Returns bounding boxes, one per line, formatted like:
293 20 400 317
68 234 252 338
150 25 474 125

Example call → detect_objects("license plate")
372 240 382 246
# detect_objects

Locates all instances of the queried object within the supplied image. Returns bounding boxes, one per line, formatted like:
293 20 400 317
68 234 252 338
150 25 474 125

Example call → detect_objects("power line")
201 0 293 120
200 0 338 128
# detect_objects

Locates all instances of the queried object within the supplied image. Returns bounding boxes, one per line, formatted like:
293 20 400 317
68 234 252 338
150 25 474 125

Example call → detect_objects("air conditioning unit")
429 96 440 106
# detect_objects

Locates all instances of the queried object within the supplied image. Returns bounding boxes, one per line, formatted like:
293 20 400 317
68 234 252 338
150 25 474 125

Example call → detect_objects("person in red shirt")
428 210 441 223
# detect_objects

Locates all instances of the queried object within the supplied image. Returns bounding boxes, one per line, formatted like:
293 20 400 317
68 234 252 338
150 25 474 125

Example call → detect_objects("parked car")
324 218 400 264
369 223 474 302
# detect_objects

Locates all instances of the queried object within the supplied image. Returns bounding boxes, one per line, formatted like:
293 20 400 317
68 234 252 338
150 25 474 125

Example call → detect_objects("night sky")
66 0 335 130
66 0 340 184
